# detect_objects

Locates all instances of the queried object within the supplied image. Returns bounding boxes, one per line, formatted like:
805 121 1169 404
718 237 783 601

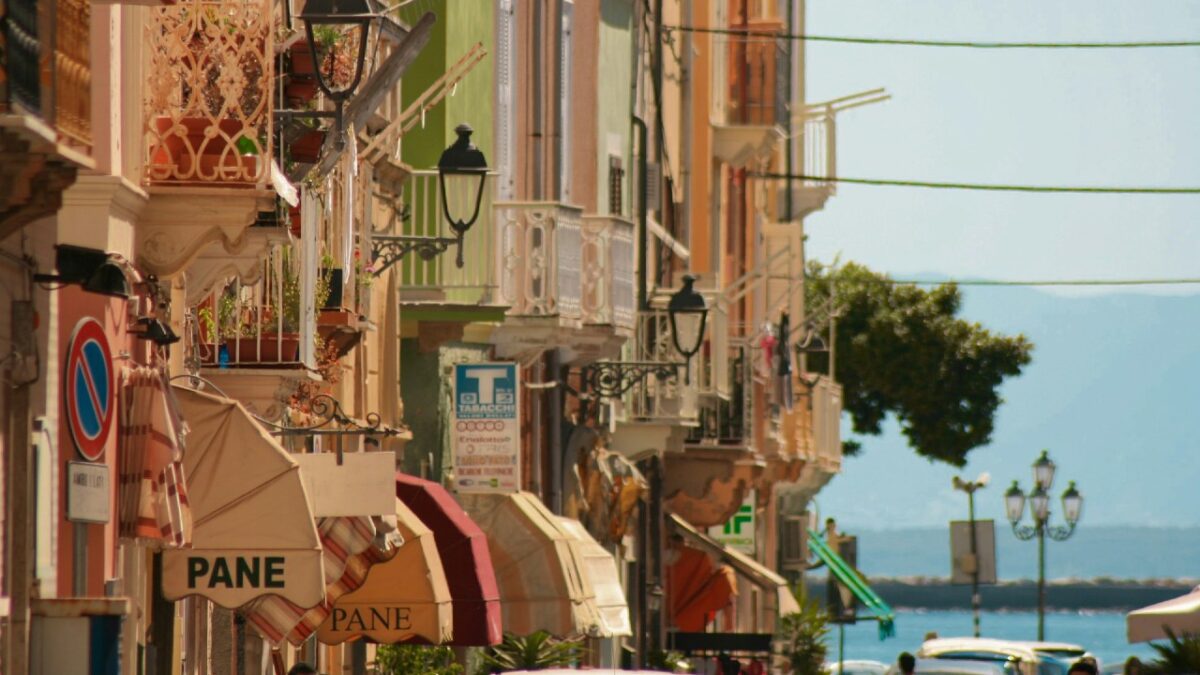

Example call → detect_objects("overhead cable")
662 25 1200 49
882 278 1200 287
755 174 1200 195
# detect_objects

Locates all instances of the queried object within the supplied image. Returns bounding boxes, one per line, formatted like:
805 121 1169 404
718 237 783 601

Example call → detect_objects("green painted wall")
399 339 492 481
597 0 635 219
397 0 494 173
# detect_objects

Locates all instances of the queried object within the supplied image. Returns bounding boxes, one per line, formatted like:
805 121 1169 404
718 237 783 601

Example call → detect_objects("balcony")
1 0 93 238
710 19 786 169
135 0 277 278
580 214 636 333
776 107 837 220
781 374 843 502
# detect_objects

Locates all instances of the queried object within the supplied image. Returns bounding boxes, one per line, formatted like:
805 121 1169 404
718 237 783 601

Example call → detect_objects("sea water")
825 609 1159 668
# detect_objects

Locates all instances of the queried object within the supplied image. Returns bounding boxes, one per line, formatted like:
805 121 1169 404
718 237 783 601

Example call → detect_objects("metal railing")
192 243 314 370
810 375 842 469
799 109 836 192
53 0 91 148
687 345 752 446
143 0 273 186
581 214 636 329
619 309 697 424
497 201 583 319
396 170 497 304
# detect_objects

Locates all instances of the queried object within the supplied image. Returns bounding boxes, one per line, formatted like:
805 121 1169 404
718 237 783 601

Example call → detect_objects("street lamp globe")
1061 481 1083 525
1029 485 1051 523
1032 449 1056 490
437 124 489 267
667 274 709 359
1004 481 1026 524
300 0 375 109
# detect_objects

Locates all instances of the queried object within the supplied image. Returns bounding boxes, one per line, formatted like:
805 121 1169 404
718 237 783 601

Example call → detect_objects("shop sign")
452 362 520 493
708 491 756 555
184 555 287 590
64 317 114 461
66 461 110 524
329 605 414 633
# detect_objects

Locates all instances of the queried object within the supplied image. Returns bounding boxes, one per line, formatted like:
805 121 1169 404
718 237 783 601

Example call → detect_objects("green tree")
777 587 830 675
1148 628 1200 674
374 644 463 675
806 261 1033 466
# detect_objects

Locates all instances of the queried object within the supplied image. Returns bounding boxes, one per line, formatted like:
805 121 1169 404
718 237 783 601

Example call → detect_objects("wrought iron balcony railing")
616 309 697 424
143 0 273 187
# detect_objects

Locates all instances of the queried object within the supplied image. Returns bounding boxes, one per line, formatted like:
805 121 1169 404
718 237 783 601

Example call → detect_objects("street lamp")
299 0 376 148
370 124 491 274
952 472 990 638
579 276 710 399
1005 450 1083 641
438 123 490 267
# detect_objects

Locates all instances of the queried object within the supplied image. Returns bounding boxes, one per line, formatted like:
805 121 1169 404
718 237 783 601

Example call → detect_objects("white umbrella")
1127 586 1200 643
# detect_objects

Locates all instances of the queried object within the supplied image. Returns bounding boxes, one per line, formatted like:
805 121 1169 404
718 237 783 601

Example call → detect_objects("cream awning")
162 386 323 609
669 513 800 617
1127 586 1200 643
460 492 602 637
556 517 632 637
315 498 454 645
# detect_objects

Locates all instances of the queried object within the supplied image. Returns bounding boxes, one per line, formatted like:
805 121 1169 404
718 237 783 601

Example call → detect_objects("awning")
669 514 800 618
668 545 737 632
119 367 191 547
1127 586 1200 643
163 386 324 609
459 491 602 637
315 498 454 644
555 517 632 637
395 473 502 646
807 528 895 639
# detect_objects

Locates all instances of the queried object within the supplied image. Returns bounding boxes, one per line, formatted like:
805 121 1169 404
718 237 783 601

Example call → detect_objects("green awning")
808 529 895 640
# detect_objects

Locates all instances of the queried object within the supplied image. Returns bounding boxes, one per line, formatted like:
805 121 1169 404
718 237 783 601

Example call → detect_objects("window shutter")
495 0 517 200
558 1 574 202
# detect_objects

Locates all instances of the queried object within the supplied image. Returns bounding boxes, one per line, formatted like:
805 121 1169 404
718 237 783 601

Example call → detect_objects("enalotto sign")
452 362 520 493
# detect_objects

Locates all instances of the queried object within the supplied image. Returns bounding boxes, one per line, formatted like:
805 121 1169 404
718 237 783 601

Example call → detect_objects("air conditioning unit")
780 515 808 569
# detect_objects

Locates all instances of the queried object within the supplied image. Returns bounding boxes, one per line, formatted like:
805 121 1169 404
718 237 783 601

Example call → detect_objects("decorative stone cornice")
0 119 85 239
184 226 291 306
136 186 274 277
663 447 765 528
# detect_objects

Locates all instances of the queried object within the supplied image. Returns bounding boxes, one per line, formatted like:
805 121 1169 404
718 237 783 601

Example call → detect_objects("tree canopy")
805 262 1033 466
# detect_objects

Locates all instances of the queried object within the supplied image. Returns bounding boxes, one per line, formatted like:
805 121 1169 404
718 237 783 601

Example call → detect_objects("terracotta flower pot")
224 334 300 364
150 117 259 184
290 129 326 164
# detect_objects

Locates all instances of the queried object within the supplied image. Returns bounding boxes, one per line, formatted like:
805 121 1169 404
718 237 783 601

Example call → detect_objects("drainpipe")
547 349 563 514
633 116 649 311
5 300 35 674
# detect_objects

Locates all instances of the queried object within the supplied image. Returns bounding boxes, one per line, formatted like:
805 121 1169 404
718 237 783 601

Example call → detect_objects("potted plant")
222 249 302 364
285 39 318 105
319 252 344 310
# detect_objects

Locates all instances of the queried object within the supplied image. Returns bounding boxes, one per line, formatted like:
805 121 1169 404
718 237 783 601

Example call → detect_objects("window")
608 155 624 215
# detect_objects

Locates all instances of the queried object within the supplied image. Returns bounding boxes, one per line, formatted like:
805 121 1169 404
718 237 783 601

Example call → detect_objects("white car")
826 659 891 675
916 637 1091 675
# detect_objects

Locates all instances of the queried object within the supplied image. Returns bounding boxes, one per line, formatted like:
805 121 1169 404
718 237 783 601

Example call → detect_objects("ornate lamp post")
298 0 376 148
582 276 709 397
952 472 989 637
1004 450 1083 640
371 124 490 274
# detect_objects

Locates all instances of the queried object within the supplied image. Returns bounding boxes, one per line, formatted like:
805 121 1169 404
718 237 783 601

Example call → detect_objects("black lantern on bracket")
299 0 376 148
438 123 490 267
667 274 708 359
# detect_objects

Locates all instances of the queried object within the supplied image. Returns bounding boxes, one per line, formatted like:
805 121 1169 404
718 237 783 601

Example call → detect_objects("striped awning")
315 498 453 645
555 517 631 637
118 368 191 547
459 492 603 638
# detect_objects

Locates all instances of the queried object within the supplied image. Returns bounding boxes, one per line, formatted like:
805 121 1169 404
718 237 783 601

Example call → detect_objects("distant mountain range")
813 285 1200 581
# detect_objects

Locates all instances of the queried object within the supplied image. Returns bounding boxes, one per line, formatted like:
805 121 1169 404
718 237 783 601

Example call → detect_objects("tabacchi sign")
452 362 520 493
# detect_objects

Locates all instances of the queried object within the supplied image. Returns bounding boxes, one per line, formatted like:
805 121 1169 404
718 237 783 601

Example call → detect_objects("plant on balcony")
318 251 344 310
352 249 373 311
478 631 583 673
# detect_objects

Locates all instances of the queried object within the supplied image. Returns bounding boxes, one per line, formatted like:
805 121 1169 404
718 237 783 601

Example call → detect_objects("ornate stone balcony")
135 0 277 278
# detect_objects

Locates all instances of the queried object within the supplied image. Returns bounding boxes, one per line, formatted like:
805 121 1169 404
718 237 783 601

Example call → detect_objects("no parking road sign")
65 317 114 462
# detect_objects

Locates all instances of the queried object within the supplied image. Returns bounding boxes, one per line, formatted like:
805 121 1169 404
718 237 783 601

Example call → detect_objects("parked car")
826 659 891 675
916 637 1090 675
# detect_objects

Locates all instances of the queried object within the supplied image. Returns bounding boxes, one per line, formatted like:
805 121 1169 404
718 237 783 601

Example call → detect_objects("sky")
803 0 1200 293
800 1 1200 530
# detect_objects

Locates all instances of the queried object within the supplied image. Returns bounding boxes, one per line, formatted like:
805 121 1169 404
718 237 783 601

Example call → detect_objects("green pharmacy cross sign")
709 493 756 554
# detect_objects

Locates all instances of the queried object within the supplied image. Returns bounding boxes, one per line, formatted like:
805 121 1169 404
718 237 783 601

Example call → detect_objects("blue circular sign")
65 317 114 461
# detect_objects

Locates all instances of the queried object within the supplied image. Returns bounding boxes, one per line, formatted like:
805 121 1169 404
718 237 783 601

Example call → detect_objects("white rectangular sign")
452 362 520 493
708 490 756 555
67 462 110 524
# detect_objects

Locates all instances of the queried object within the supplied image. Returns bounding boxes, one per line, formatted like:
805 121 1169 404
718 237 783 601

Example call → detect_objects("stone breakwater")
805 578 1196 611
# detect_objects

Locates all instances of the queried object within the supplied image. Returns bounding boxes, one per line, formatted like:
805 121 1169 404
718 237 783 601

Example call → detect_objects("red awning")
668 546 736 632
395 473 502 646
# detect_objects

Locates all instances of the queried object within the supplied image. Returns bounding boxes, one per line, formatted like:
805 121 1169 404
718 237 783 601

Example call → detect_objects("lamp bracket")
580 361 686 399
370 233 463 277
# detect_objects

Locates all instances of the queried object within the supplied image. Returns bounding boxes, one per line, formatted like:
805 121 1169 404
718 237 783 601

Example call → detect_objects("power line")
883 278 1200 287
662 25 1200 49
755 174 1200 195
